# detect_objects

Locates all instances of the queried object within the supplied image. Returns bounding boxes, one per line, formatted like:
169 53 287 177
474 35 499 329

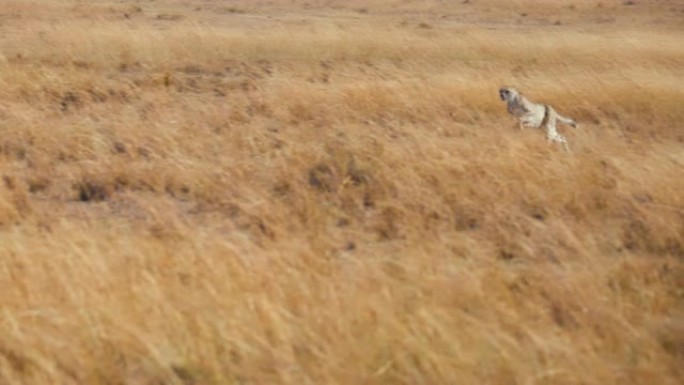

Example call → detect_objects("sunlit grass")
0 1 682 384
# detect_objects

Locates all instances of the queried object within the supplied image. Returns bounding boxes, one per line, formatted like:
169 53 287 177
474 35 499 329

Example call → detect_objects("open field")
0 1 683 384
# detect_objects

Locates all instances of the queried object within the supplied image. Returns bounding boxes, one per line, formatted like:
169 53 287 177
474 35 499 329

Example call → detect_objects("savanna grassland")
0 1 683 384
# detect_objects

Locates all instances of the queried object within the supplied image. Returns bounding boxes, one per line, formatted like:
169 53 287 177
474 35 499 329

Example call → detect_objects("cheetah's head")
499 87 520 102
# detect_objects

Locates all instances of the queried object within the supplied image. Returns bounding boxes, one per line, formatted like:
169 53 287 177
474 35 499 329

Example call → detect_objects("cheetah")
499 87 578 150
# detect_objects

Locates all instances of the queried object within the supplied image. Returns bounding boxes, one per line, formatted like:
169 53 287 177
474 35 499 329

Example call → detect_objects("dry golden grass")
0 1 683 384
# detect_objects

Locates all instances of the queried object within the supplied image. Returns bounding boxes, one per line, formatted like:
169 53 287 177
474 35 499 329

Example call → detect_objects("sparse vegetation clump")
0 1 682 384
